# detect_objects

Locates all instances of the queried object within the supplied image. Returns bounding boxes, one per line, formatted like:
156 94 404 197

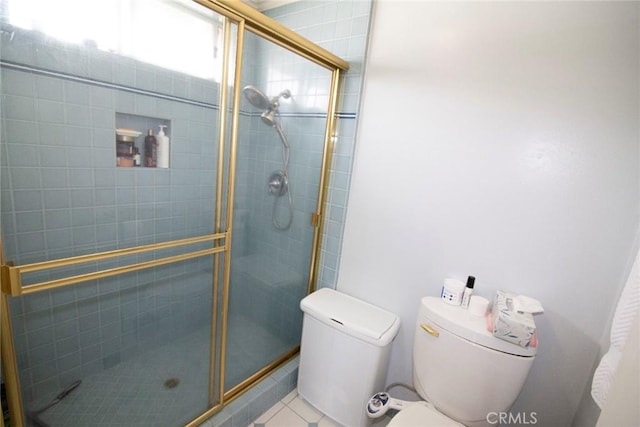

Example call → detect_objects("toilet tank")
413 297 536 427
298 288 401 427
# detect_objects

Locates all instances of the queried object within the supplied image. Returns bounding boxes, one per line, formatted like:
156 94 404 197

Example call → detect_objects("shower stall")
0 0 348 425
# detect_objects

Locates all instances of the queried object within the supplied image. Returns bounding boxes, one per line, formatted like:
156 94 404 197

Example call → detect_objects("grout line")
1 61 357 119
251 388 395 427
0 60 217 109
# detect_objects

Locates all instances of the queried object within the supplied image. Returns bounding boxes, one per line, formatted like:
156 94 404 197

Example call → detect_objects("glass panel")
0 0 222 266
1 0 224 424
10 257 214 426
225 30 334 391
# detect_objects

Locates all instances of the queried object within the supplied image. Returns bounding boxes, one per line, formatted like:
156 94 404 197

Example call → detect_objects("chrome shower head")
261 109 277 127
242 85 271 110
243 85 292 130
243 85 291 112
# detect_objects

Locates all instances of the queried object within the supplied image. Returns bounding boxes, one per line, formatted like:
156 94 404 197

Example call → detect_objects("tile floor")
249 389 392 427
26 314 292 427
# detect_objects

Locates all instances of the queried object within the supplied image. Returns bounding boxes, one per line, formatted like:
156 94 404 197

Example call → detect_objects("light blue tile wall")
1 0 373 420
265 1 373 289
1 26 219 401
226 30 329 387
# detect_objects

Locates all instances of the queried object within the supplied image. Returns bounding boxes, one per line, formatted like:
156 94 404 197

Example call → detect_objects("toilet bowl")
370 296 537 427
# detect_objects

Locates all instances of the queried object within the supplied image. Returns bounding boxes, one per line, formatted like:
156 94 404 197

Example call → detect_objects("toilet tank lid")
421 297 537 357
301 288 401 347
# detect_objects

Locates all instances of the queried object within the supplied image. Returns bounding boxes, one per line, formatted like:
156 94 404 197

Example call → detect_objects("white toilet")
376 296 537 427
297 291 536 427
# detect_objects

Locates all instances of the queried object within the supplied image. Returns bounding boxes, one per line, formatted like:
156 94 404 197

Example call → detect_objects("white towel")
591 249 640 409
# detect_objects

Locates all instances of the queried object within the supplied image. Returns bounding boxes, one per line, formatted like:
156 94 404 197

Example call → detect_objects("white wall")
337 2 639 426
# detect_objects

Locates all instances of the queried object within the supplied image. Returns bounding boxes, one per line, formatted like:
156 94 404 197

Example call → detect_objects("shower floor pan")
25 314 294 427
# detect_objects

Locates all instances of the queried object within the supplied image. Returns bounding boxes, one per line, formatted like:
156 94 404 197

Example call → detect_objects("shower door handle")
311 212 321 227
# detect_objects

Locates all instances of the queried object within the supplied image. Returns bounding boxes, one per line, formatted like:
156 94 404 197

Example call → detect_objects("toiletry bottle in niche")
116 134 134 167
144 129 157 167
133 147 141 167
461 275 475 309
156 125 169 168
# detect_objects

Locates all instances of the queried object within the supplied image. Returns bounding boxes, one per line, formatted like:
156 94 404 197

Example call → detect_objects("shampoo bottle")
156 125 169 168
144 129 157 167
461 275 475 309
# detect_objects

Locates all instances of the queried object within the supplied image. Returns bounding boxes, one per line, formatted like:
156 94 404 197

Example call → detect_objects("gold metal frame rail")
194 0 349 71
1 233 226 296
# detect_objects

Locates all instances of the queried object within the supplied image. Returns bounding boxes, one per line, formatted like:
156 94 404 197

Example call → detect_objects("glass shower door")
0 0 228 425
1 0 347 424
224 29 335 393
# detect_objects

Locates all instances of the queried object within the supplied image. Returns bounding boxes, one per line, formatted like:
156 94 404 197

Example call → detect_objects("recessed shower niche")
115 112 171 168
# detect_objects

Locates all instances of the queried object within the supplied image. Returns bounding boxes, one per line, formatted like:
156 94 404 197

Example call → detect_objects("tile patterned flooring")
27 326 211 427
249 389 392 427
25 314 292 426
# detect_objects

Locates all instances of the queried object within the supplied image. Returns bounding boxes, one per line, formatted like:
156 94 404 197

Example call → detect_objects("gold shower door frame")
0 1 348 425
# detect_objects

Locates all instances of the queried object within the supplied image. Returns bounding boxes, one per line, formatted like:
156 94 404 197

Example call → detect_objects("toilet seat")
387 403 464 426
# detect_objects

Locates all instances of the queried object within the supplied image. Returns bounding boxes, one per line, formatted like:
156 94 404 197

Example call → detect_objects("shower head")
242 85 271 110
260 109 277 127
243 85 292 132
242 85 292 112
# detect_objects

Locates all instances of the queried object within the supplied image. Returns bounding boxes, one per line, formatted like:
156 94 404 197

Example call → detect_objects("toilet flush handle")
420 323 439 337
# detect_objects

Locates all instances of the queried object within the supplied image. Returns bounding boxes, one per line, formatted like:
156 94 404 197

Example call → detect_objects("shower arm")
271 90 291 106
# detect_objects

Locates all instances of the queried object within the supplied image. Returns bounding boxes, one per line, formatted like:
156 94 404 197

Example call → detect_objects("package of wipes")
490 290 538 348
